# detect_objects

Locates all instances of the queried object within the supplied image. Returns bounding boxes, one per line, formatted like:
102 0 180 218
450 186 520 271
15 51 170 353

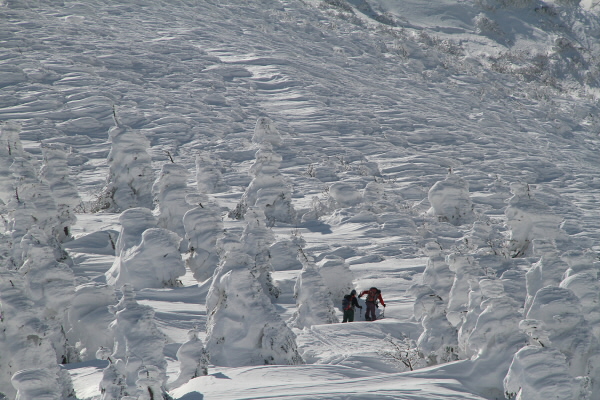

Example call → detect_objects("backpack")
366 287 380 303
342 294 352 311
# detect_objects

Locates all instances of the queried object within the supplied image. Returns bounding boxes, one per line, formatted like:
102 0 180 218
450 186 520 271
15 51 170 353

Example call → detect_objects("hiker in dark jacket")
358 287 385 321
342 289 362 323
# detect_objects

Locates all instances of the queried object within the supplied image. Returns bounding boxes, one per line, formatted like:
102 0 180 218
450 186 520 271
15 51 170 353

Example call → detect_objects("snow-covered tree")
408 284 457 365
524 242 567 313
11 368 64 400
94 123 154 212
101 285 169 398
421 241 454 303
504 346 587 400
115 207 158 255
446 253 484 316
464 220 508 258
316 255 354 301
467 294 527 362
230 136 296 225
289 249 339 329
520 242 562 314
4 156 64 267
0 271 75 400
106 207 158 286
205 244 303 367
11 157 59 238
456 279 484 356
109 228 185 290
456 273 526 363
445 278 528 397
167 328 209 390
252 116 283 148
305 157 340 183
135 365 172 400
67 283 117 361
300 194 331 222
183 200 223 282
499 269 527 308
427 173 474 226
152 162 191 249
240 207 280 300
561 249 599 278
328 182 363 209
379 333 426 372
19 227 77 363
183 206 224 282
40 142 81 242
560 272 600 339
525 286 597 377
362 181 396 213
97 349 127 400
0 122 27 205
269 230 306 271
505 183 563 258
304 178 385 222
0 133 77 399
195 153 228 194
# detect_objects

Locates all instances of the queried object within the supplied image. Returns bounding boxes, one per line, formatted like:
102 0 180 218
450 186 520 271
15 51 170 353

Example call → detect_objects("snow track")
172 363 488 400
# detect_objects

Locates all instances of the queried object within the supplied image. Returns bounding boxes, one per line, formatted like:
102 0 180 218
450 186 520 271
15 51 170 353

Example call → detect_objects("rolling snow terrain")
1 0 600 399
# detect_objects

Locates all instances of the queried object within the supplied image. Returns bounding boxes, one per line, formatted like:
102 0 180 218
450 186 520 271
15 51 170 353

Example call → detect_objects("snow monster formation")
229 117 296 225
205 239 303 367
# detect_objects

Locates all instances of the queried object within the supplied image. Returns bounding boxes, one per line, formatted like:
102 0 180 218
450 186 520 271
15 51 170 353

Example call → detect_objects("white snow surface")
2 0 600 399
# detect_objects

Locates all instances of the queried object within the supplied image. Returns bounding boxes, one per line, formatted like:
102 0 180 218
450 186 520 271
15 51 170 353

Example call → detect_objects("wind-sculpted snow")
2 0 600 398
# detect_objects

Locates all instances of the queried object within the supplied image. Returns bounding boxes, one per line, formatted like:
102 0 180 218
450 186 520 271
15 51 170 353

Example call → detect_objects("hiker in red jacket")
358 287 385 321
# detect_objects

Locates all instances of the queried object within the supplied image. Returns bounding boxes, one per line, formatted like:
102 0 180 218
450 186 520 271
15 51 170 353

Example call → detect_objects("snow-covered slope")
2 0 600 399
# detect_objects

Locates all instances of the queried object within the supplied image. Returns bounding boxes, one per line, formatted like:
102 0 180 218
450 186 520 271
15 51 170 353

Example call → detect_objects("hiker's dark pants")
342 308 355 323
365 301 377 321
